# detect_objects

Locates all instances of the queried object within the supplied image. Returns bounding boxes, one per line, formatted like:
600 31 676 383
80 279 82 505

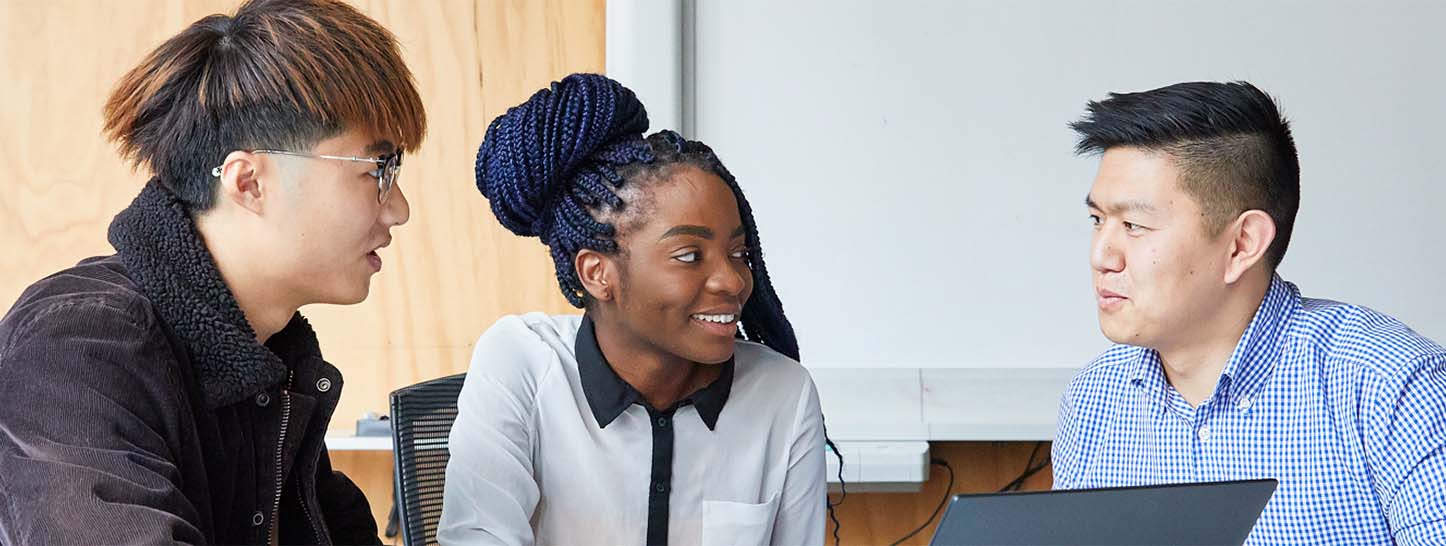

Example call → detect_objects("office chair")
390 373 467 546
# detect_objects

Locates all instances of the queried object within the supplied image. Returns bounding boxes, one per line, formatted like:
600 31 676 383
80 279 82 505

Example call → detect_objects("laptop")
929 479 1277 546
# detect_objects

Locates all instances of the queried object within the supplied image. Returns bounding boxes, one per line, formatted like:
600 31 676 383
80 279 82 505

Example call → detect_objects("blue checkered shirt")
1053 275 1446 544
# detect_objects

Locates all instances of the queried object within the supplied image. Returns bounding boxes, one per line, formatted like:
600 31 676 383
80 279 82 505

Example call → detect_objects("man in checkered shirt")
1054 81 1446 544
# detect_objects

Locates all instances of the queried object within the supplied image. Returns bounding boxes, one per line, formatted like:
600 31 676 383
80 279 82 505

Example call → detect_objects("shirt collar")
575 314 734 430
1219 274 1297 405
1129 348 1173 412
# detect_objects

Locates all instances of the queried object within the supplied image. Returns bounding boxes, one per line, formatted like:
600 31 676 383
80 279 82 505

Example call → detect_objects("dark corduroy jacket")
0 181 380 545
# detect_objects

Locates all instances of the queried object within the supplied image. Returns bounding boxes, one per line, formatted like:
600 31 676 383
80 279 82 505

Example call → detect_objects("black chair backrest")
391 373 467 546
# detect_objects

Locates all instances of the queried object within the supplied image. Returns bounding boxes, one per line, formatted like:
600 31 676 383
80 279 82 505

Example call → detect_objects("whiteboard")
612 1 1446 372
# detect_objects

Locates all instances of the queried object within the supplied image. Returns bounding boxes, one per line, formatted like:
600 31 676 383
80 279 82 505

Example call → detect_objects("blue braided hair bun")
475 73 650 238
475 73 656 307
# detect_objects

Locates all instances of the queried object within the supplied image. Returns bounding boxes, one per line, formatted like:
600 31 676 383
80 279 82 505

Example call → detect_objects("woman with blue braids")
438 74 826 546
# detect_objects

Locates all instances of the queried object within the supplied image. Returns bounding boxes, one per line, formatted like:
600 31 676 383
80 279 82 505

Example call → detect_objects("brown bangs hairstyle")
102 0 427 212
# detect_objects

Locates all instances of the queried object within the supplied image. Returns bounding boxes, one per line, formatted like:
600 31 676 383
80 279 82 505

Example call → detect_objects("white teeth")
692 314 736 324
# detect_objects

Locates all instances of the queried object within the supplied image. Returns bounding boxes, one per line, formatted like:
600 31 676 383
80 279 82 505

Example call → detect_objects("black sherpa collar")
107 179 322 409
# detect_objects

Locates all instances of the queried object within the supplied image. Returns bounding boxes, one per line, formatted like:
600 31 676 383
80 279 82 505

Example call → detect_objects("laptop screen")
929 479 1277 546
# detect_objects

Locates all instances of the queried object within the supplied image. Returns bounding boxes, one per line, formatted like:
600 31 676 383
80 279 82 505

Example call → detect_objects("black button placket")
645 407 676 546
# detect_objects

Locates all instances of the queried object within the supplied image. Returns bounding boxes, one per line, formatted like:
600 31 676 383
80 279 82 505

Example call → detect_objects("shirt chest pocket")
701 495 780 546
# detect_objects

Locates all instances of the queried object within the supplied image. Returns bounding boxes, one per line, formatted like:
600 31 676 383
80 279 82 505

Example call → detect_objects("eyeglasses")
210 149 404 204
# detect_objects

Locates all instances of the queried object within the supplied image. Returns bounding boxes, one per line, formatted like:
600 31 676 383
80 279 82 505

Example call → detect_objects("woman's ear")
576 248 617 302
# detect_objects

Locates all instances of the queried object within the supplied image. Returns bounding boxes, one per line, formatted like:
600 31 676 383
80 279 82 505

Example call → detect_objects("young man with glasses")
0 0 425 544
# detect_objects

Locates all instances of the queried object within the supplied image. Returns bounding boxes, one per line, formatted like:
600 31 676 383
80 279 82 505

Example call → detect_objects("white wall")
691 0 1446 367
611 1 1446 439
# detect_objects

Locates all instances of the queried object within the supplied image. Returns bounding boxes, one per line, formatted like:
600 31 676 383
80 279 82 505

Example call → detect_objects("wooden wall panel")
6 1 1049 544
1 0 234 309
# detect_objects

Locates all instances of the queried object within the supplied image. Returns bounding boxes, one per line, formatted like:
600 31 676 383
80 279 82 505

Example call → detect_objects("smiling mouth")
690 313 740 337
691 313 737 324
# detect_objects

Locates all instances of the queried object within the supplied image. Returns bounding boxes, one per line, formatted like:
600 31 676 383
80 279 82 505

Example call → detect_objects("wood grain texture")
1 0 236 309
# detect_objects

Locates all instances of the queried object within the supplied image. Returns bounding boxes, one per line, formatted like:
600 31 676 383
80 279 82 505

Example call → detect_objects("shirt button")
1198 425 1211 441
655 482 667 493
657 417 669 428
1237 396 1252 410
251 511 265 526
255 393 270 407
316 377 332 392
